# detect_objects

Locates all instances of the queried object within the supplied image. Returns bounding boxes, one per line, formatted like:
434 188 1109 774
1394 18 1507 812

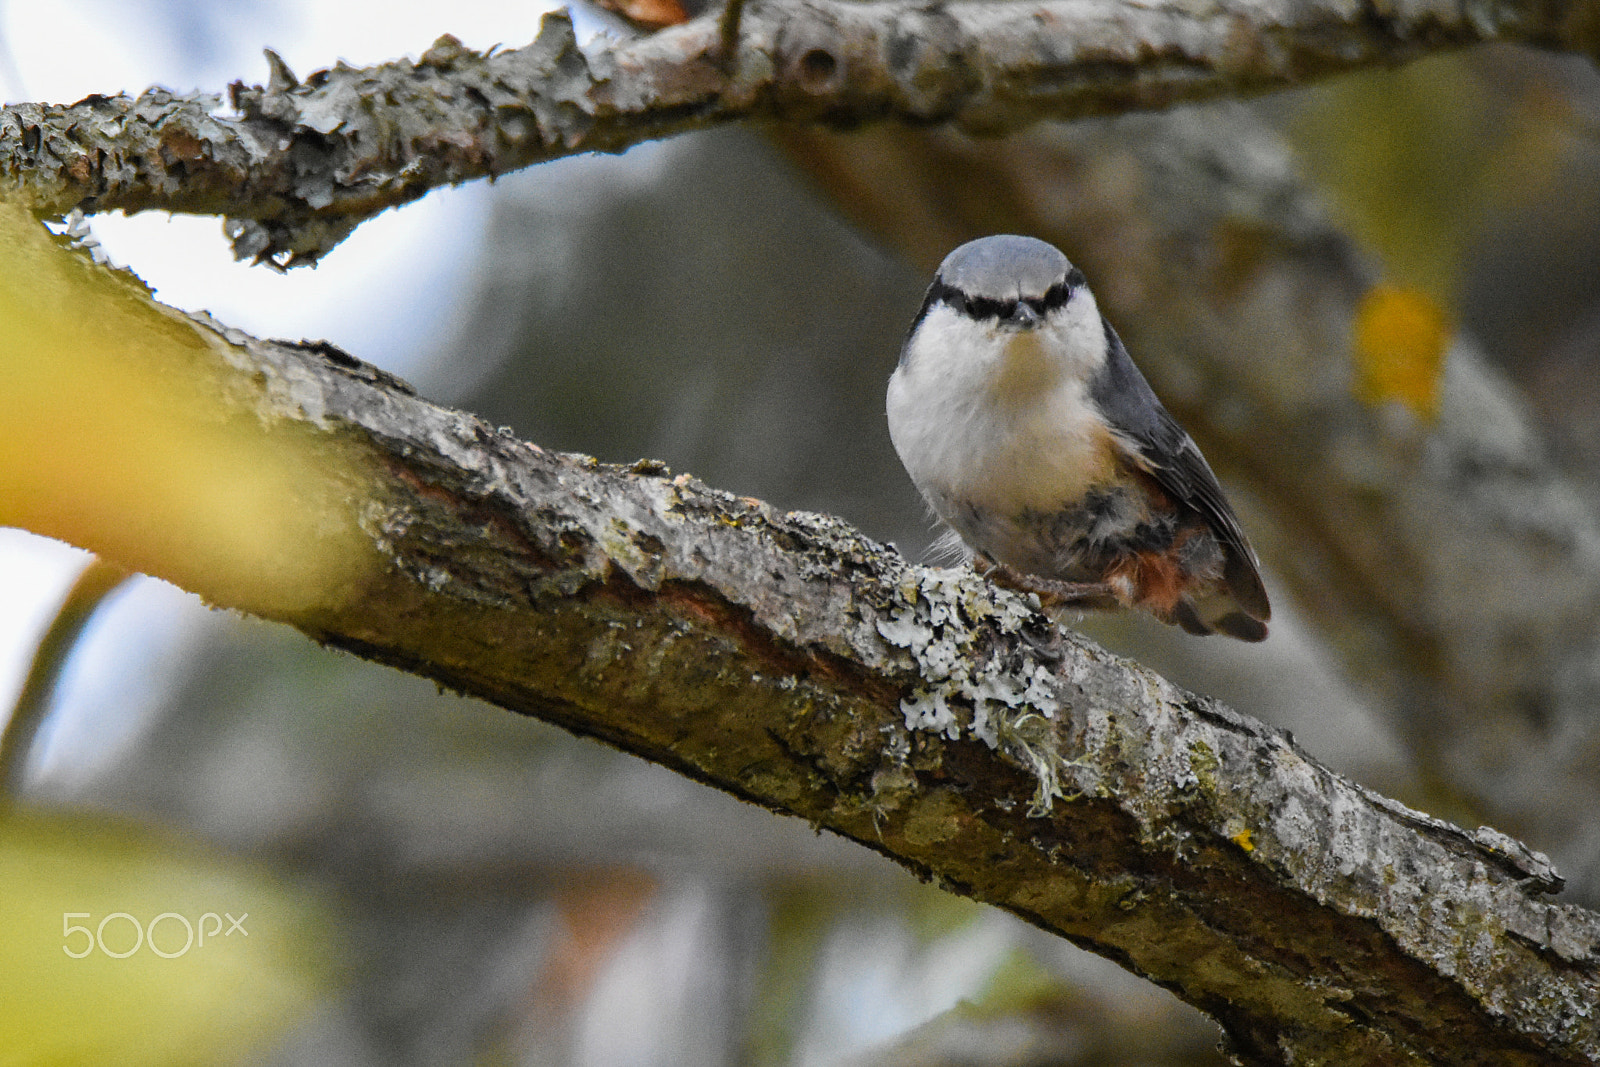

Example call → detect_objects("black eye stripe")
967 295 1016 319
927 272 1080 322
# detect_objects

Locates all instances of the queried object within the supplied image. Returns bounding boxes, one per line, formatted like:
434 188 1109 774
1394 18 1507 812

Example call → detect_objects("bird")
886 235 1271 641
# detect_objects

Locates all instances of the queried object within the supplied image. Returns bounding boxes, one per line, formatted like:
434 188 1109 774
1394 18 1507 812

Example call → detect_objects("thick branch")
2 0 1597 263
18 276 1598 1062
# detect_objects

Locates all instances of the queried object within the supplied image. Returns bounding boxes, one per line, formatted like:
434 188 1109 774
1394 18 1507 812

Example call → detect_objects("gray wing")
1089 319 1271 621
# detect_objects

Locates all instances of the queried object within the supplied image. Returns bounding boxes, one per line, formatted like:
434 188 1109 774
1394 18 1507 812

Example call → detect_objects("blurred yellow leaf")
0 810 336 1066
0 202 373 614
1353 284 1450 421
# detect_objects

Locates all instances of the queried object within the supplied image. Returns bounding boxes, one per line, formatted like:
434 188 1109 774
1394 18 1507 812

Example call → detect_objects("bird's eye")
960 295 1006 319
1040 276 1077 312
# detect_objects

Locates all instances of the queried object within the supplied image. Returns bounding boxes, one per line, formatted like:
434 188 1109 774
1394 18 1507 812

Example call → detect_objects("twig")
718 0 747 71
0 557 130 795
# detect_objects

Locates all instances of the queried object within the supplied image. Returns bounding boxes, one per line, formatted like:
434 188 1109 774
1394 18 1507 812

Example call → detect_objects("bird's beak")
1000 302 1041 330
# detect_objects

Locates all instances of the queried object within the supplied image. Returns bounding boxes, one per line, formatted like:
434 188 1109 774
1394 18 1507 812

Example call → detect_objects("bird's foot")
973 554 1116 609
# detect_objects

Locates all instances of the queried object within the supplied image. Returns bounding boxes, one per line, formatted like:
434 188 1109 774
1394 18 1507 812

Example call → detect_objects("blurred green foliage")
0 808 337 1065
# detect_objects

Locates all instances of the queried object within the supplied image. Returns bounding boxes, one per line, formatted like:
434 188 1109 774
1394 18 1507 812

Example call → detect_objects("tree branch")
2 0 1596 264
14 257 1597 1060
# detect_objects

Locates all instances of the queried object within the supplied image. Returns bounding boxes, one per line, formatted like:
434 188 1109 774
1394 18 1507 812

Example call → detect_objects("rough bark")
18 281 1595 1063
1 0 1597 264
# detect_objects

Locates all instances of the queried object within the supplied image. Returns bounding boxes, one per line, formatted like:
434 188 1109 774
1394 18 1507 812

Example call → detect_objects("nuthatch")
887 235 1271 641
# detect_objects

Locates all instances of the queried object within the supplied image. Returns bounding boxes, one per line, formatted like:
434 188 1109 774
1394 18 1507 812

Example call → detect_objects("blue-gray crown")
938 235 1074 302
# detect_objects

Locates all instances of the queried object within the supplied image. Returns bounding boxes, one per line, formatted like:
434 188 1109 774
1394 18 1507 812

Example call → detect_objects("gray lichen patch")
875 567 1079 814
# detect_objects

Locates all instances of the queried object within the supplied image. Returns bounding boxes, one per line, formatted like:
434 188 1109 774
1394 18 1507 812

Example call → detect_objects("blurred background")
3 0 1600 1062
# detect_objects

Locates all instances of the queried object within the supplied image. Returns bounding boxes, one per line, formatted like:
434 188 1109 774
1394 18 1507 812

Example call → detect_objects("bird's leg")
972 553 1116 608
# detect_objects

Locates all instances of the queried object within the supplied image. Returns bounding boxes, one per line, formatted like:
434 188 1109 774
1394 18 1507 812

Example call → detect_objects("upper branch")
2 0 1596 264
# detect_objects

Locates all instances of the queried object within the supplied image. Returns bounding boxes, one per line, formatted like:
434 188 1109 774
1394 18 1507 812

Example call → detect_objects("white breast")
886 303 1113 523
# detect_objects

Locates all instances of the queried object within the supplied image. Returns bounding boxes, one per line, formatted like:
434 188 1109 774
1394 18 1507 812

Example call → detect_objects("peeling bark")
1 0 1597 263
36 296 1596 1064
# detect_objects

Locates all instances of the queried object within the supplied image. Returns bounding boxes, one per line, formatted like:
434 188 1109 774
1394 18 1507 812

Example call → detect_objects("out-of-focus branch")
772 103 1600 901
2 0 1597 264
9 223 1598 1061
0 558 129 794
